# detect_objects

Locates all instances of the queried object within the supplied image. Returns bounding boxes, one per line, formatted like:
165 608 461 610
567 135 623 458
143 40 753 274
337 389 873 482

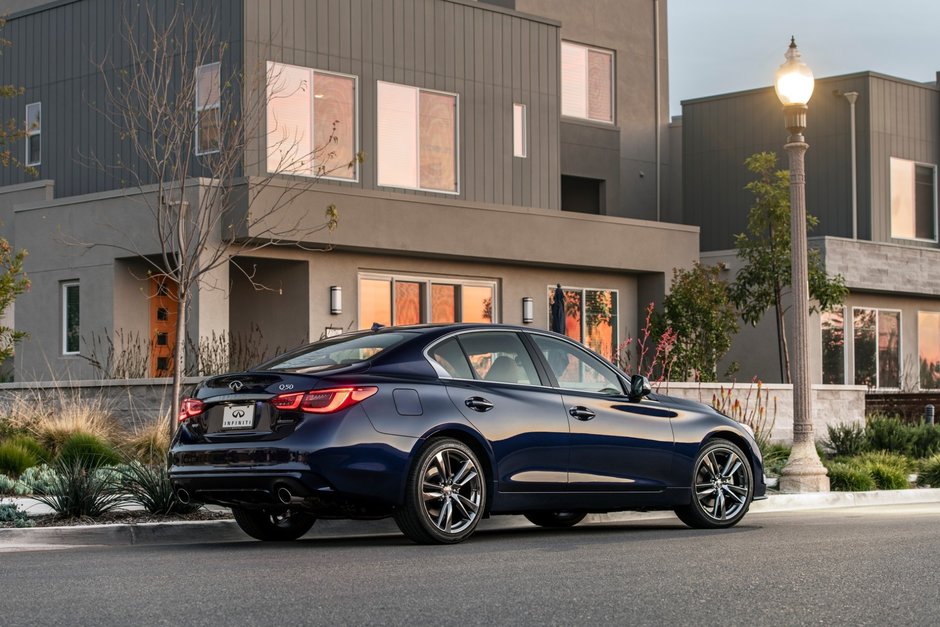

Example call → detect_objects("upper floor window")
561 41 614 124
195 63 221 155
25 102 41 166
377 81 458 193
853 307 900 389
358 273 495 329
513 103 527 158
62 281 80 355
890 157 936 241
266 62 358 181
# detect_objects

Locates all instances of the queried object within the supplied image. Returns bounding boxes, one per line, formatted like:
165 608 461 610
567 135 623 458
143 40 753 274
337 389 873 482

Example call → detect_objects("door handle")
569 406 595 421
465 396 494 412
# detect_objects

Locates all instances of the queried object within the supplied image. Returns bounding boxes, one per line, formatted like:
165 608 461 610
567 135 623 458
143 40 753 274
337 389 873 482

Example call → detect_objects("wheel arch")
703 428 762 480
408 424 497 515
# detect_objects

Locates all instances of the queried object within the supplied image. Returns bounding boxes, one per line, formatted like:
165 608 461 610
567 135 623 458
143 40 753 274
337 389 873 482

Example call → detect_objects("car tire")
394 438 486 544
524 512 587 528
232 507 317 541
674 439 754 529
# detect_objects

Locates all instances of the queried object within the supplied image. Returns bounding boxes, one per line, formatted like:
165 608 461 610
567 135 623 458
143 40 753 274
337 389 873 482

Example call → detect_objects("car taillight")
178 398 205 423
270 386 378 414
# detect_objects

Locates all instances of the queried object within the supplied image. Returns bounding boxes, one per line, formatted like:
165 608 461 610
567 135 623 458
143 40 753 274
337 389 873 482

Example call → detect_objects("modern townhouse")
0 0 694 381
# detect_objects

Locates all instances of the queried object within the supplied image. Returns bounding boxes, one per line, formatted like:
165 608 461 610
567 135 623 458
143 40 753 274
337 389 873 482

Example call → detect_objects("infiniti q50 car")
169 324 765 544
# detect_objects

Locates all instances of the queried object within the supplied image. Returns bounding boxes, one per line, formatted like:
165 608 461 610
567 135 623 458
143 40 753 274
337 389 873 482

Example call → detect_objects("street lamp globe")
774 37 814 107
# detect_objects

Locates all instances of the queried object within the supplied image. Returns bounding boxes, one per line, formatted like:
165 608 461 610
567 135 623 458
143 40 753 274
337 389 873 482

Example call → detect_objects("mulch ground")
3 508 233 528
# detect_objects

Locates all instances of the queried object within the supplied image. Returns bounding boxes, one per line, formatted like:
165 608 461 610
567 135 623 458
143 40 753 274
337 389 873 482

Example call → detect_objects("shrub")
32 458 128 518
57 433 121 469
854 451 913 474
121 416 171 465
4 434 49 463
865 415 915 456
918 454 940 487
0 503 34 528
823 423 869 458
0 473 14 494
827 461 877 492
0 441 38 477
761 443 790 477
910 423 940 459
118 462 199 515
5 389 119 454
14 463 58 495
865 463 909 490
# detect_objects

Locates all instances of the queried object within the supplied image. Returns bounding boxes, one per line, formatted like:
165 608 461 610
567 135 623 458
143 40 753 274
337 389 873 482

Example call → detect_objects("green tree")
730 152 847 383
0 19 32 366
658 263 738 382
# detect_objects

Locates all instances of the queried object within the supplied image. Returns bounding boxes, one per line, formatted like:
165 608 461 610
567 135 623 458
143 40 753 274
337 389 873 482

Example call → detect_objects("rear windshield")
258 332 411 373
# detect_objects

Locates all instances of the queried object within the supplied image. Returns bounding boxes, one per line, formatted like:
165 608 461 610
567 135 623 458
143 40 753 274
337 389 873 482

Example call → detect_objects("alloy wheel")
420 447 483 535
694 446 750 522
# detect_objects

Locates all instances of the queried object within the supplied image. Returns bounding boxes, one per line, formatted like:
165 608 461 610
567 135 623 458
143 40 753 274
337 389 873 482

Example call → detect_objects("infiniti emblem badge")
229 380 243 392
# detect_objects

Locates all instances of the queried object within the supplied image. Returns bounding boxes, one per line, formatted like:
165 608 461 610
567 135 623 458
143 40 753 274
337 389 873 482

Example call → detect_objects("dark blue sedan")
169 324 766 544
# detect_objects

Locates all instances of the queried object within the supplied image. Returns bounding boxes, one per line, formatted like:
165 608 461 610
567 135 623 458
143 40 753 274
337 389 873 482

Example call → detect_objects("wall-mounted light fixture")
330 286 342 315
522 297 534 324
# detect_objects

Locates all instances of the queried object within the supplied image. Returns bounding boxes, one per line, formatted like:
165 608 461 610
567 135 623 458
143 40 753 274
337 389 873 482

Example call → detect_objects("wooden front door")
150 277 179 377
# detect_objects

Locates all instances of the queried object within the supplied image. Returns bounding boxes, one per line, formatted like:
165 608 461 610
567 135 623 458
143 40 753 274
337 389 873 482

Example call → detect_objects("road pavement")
2 504 938 626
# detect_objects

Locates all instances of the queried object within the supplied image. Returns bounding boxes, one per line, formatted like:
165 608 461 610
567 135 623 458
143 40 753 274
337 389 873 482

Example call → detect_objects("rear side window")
260 332 410 372
428 337 474 379
457 332 540 385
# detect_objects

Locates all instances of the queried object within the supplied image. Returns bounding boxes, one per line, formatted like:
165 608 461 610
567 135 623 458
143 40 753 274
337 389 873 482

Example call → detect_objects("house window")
853 308 901 389
890 157 936 241
25 102 41 166
548 286 618 361
358 274 495 329
821 308 846 384
266 62 358 180
377 81 458 193
195 63 221 155
919 311 940 390
62 282 80 355
513 103 527 158
561 41 614 123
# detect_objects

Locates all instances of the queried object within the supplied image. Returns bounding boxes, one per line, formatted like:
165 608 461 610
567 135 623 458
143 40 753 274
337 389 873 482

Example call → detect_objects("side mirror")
629 375 652 401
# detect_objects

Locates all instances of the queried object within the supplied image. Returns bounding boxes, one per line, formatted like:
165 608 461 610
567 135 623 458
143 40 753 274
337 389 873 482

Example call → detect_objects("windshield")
258 332 411 373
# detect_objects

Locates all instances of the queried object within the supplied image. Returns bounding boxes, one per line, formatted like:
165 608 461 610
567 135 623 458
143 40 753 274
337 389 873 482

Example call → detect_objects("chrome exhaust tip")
276 487 292 505
176 488 191 504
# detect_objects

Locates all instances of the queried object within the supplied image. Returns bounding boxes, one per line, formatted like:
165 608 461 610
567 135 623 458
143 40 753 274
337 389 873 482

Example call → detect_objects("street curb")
3 488 940 549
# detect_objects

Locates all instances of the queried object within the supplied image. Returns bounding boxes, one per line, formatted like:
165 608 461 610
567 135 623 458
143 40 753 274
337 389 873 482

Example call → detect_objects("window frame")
25 102 41 166
358 272 497 329
889 157 938 243
265 62 361 182
61 281 80 356
513 103 527 158
376 80 460 195
545 284 620 360
820 306 848 385
195 62 221 156
851 306 903 390
560 40 615 125
917 310 940 390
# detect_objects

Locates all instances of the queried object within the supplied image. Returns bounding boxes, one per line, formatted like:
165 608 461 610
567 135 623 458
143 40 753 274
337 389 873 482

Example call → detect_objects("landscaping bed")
1 504 232 529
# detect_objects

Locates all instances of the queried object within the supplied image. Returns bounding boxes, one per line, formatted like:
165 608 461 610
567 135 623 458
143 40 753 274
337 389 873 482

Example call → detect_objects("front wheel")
524 512 587 528
674 439 753 529
394 438 486 544
232 507 317 541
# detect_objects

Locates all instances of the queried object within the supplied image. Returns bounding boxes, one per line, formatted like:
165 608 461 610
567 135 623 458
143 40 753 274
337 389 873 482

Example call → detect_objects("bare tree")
84 3 359 434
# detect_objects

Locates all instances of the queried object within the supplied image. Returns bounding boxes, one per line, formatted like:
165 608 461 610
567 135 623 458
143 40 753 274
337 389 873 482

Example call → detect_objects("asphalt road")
2 505 939 626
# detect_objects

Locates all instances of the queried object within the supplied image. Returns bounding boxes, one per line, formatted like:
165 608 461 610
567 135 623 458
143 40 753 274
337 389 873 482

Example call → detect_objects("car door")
428 331 570 493
526 332 676 493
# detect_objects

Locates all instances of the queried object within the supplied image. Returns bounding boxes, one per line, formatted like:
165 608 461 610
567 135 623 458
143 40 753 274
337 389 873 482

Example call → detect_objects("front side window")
62 282 79 355
25 102 41 166
853 308 901 389
266 62 358 180
457 332 539 385
359 274 495 329
890 157 936 240
548 286 618 361
195 63 221 155
561 41 613 123
919 311 940 390
821 308 846 384
531 334 624 395
377 81 458 193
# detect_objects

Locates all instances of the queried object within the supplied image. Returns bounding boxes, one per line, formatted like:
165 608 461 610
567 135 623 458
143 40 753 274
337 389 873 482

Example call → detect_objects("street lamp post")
774 37 830 493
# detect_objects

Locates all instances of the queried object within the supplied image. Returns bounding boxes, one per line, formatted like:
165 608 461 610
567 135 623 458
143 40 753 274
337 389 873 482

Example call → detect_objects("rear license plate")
221 404 255 430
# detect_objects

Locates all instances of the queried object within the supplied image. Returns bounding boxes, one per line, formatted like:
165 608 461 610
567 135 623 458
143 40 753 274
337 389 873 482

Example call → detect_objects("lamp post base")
779 440 830 493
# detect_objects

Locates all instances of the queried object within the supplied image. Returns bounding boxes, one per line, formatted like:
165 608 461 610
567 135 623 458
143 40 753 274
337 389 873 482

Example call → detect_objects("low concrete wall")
0 378 204 429
661 382 867 444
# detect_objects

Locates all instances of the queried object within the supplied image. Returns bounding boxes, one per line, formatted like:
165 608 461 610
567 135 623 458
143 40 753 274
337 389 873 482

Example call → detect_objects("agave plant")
118 462 199 515
32 457 129 518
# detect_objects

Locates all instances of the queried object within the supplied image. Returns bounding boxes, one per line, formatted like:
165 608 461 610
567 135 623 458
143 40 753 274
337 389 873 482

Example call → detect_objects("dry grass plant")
121 413 171 465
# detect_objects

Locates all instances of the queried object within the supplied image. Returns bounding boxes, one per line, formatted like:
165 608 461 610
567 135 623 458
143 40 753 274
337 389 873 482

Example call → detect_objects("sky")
668 0 940 117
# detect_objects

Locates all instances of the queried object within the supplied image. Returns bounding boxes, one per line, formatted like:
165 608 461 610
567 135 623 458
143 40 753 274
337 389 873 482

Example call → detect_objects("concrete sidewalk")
3 488 940 551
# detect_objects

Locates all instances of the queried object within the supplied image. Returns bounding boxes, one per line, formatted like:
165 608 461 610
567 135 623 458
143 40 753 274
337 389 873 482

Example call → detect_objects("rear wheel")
674 439 753 529
394 438 486 544
232 507 317 541
524 511 587 528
